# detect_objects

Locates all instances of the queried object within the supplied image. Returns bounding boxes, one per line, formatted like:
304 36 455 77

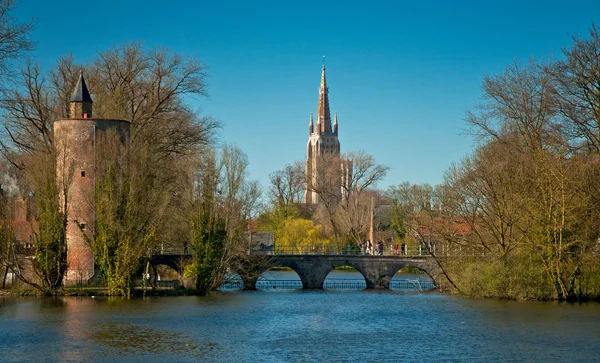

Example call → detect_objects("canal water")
1 277 600 362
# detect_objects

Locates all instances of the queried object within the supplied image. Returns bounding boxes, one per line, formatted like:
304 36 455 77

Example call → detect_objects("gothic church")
305 64 350 204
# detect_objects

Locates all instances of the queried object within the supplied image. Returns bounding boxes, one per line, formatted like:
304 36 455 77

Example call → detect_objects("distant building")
245 231 275 255
9 197 36 248
305 64 352 204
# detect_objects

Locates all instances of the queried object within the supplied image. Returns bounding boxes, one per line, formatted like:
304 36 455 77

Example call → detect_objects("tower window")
79 223 86 231
81 171 86 177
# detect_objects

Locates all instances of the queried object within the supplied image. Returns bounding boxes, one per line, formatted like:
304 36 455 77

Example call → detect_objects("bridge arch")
324 261 369 280
256 265 304 291
390 265 437 291
148 254 191 276
239 263 309 290
391 265 436 284
382 260 440 288
323 264 368 290
217 270 245 291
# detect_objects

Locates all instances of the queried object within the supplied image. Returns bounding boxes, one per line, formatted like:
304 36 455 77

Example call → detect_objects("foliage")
0 190 13 289
7 152 69 296
91 132 165 297
31 166 67 294
443 255 554 300
275 217 332 254
189 145 262 294
189 148 225 293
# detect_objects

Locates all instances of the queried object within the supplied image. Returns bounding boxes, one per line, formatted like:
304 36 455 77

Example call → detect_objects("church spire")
309 113 314 135
316 63 332 134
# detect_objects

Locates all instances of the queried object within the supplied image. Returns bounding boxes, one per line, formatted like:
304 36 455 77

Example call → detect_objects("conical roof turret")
70 71 93 103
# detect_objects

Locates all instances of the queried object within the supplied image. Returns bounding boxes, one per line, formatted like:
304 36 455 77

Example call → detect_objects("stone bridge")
150 254 441 290
241 255 440 289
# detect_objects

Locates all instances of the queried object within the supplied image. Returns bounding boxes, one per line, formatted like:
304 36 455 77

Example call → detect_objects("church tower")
305 64 341 204
54 72 130 286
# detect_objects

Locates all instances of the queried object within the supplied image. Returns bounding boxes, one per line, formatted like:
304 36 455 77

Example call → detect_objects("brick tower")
305 64 342 204
54 72 130 286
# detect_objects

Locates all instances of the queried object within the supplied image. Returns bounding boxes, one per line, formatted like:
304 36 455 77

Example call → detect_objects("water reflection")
324 269 366 290
390 271 435 292
257 268 302 290
217 273 244 290
92 322 215 359
218 269 436 292
57 297 94 362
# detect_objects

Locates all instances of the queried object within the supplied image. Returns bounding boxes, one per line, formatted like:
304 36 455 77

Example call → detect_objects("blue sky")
14 0 600 191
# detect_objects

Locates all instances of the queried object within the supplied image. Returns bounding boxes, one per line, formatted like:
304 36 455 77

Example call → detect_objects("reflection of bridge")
150 253 440 290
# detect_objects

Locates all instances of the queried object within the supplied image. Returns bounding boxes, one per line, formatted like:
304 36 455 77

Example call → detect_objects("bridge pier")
363 267 394 288
239 273 259 291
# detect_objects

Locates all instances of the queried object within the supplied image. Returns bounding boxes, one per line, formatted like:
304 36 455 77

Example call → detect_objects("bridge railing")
151 245 188 256
323 278 366 290
151 242 493 259
256 279 303 290
270 245 433 257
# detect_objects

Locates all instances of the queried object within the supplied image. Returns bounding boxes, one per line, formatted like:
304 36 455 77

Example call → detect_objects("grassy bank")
439 256 600 302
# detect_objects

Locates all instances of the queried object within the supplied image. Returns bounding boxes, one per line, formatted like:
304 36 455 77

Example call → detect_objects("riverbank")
0 287 200 297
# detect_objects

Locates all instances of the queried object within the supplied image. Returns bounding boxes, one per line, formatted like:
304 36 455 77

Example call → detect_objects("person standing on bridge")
394 242 399 255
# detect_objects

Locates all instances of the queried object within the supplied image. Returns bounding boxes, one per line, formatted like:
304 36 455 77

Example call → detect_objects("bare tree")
466 59 560 153
0 62 55 158
307 150 388 245
189 144 262 294
268 161 304 213
442 137 532 259
90 131 168 297
551 24 600 152
0 43 219 165
0 0 34 81
456 48 598 299
9 146 73 295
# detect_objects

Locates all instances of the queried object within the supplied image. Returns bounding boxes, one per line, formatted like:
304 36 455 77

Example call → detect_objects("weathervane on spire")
322 55 325 69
